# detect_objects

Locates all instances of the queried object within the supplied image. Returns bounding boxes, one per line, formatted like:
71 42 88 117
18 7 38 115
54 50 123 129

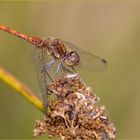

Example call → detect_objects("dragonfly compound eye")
65 51 80 67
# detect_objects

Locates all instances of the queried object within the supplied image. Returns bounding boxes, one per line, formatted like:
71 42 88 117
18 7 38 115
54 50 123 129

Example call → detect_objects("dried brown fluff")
33 74 116 140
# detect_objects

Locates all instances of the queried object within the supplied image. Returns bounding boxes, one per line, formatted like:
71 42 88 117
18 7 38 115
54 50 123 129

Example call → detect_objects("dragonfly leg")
71 66 77 73
43 59 55 71
55 60 73 75
56 62 62 75
62 64 73 73
42 59 55 82
44 70 54 82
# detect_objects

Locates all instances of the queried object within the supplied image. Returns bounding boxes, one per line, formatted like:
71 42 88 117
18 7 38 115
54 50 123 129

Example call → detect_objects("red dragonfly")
0 25 107 113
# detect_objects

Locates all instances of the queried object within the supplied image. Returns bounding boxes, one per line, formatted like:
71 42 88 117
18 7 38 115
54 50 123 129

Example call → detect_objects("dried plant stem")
0 66 45 113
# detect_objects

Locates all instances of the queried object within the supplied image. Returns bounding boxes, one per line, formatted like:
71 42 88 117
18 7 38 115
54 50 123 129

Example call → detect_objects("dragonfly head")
64 51 80 67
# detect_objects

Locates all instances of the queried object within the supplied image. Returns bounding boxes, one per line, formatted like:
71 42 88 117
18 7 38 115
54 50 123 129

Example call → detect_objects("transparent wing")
32 46 51 110
63 41 107 72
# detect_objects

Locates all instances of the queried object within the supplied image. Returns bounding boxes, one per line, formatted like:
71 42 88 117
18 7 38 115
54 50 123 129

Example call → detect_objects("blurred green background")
0 1 140 139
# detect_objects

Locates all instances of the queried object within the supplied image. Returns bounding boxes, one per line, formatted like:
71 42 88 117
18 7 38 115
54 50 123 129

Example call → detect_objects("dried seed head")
33 74 116 140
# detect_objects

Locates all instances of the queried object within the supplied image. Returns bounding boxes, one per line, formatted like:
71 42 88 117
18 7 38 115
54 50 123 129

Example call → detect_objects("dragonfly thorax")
46 38 67 59
45 38 80 68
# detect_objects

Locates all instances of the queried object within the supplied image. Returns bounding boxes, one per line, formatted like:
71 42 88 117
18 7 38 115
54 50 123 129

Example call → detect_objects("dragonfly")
0 25 107 114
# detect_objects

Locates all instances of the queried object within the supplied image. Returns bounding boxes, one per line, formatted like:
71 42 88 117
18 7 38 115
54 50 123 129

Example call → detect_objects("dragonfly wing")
64 41 107 72
32 46 50 110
